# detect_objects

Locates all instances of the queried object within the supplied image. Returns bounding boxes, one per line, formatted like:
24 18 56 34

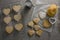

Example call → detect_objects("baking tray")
0 0 60 40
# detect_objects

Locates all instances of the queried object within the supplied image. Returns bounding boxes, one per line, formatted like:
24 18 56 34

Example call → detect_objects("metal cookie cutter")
25 0 33 8
25 0 44 8
49 17 56 24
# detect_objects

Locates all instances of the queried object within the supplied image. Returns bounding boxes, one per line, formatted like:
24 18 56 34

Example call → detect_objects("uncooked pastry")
47 4 57 17
36 30 43 37
33 18 40 24
3 16 12 24
43 19 51 28
15 23 23 31
27 21 34 28
28 29 35 37
14 14 21 22
3 8 10 15
5 26 13 34
33 25 40 31
12 5 21 12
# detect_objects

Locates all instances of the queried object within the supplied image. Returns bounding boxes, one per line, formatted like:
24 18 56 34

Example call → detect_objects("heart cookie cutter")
49 17 56 24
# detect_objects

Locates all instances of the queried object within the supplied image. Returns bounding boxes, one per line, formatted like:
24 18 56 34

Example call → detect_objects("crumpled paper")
30 0 44 6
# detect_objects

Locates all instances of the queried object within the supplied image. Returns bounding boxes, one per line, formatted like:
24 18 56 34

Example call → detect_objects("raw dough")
27 21 34 28
43 19 51 28
5 26 13 34
33 18 40 24
36 30 43 37
12 5 21 12
47 4 57 17
3 16 12 24
15 23 23 31
34 25 40 31
3 8 10 15
14 14 21 22
28 29 35 37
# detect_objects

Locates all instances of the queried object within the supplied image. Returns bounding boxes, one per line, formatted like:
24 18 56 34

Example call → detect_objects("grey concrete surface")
0 0 60 40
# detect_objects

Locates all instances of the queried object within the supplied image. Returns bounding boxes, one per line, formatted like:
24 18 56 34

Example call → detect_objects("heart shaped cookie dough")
12 5 21 12
15 23 23 31
27 21 34 28
3 8 10 15
5 26 14 34
34 25 40 31
33 18 40 24
4 16 12 24
28 29 35 37
14 14 21 22
36 30 43 37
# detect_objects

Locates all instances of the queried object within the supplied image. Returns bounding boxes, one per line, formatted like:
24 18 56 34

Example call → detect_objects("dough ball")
47 4 57 17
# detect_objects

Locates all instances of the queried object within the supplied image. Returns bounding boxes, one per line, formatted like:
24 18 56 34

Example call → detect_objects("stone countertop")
0 0 60 40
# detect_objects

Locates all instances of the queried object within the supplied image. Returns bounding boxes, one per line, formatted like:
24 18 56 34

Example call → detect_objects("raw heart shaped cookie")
3 8 10 15
5 26 14 34
14 14 21 22
15 23 23 31
33 25 40 31
36 30 43 37
33 18 40 24
4 16 12 24
27 21 34 28
12 5 21 12
28 29 35 37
